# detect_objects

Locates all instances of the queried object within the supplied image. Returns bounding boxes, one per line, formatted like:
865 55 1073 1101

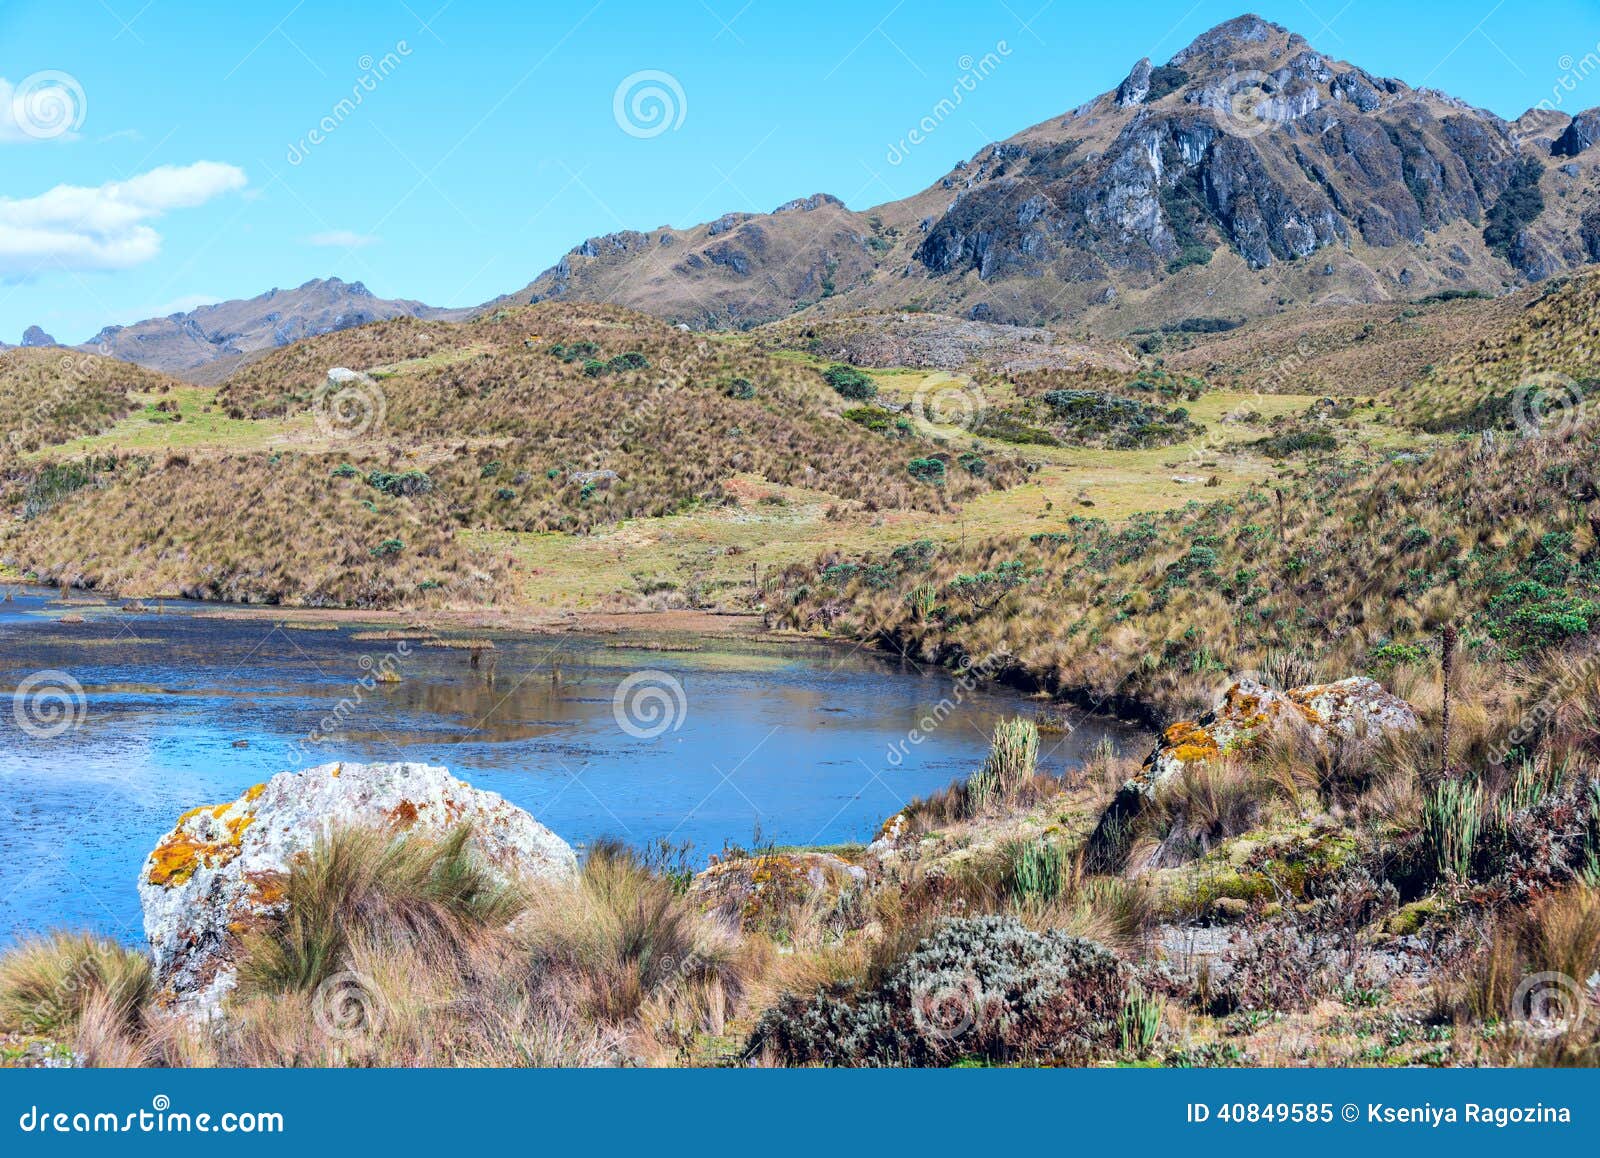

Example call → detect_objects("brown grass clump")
0 932 152 1038
1444 883 1600 1064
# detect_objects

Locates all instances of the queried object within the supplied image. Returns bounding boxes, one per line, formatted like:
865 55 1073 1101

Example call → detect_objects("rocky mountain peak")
20 325 57 347
1169 13 1285 69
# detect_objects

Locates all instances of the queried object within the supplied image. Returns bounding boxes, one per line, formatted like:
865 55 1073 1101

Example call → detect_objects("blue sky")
1 0 1598 343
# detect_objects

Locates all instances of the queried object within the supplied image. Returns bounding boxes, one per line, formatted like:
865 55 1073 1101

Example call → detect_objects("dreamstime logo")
9 70 87 140
312 970 387 1043
1511 971 1590 1038
1535 41 1600 112
612 669 688 739
885 41 1011 165
285 641 411 768
911 974 989 1042
910 378 986 432
12 669 87 739
1210 70 1276 140
286 43 412 166
612 70 687 139
1510 372 1586 438
312 369 387 440
886 648 1009 767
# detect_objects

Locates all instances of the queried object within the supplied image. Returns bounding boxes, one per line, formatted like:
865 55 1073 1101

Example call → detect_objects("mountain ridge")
497 13 1600 334
76 277 469 379
43 13 1600 374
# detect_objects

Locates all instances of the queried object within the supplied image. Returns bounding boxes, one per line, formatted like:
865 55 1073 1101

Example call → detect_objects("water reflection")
0 590 1147 943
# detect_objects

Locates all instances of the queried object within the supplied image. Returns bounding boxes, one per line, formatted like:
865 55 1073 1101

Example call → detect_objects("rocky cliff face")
497 14 1600 333
915 16 1555 291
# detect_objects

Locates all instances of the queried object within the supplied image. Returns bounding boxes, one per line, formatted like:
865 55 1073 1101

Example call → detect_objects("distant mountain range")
20 13 1600 376
72 278 466 379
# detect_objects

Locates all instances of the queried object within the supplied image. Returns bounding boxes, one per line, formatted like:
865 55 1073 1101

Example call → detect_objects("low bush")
751 916 1130 1066
822 364 877 400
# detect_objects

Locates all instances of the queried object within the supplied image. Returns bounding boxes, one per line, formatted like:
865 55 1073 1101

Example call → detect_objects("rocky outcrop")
1553 110 1600 158
138 761 576 1018
1088 677 1419 865
1133 676 1420 795
689 851 865 930
20 326 56 347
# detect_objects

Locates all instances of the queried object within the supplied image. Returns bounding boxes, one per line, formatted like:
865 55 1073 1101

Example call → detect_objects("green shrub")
822 364 877 400
23 459 116 520
365 469 433 498
906 457 946 484
1038 390 1198 449
1484 159 1546 259
1251 428 1338 458
843 405 897 432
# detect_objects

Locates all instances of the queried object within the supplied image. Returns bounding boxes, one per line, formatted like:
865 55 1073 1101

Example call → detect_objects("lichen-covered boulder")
1134 676 1419 795
139 761 577 1018
688 852 865 931
1087 676 1418 869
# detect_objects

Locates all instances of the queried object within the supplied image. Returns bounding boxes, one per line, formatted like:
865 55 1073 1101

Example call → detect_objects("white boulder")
138 761 577 1018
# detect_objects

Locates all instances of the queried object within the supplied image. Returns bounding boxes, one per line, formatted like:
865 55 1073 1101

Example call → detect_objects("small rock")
1209 896 1250 922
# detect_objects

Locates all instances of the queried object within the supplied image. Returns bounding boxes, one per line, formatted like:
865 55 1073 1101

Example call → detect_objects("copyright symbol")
1342 1104 1359 1122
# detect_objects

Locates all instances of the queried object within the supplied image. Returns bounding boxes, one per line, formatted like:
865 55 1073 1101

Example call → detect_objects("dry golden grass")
0 348 177 452
4 452 510 607
779 420 1600 723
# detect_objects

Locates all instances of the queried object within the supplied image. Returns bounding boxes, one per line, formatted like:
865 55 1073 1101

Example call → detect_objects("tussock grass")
0 932 151 1036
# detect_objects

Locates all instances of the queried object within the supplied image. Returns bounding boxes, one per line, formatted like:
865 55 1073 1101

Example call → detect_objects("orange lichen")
1163 720 1221 763
243 782 267 803
145 802 257 889
1163 720 1203 744
387 799 420 828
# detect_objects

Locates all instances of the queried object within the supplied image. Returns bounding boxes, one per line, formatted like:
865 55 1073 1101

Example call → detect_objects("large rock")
1088 677 1419 867
1135 676 1420 795
139 761 577 1018
688 852 865 931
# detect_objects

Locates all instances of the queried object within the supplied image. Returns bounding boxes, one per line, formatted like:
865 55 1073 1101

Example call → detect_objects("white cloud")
0 162 247 276
307 230 380 248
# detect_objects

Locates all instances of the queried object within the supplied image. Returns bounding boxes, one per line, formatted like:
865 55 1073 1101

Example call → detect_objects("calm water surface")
0 590 1146 944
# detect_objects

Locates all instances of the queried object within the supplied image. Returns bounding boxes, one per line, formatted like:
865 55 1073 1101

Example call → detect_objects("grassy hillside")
777 424 1600 721
1400 272 1600 430
2 304 1036 606
3 452 509 607
0 348 176 453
